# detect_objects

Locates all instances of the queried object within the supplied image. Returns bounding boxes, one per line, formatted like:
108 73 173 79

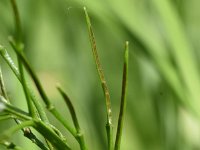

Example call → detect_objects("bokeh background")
1 0 200 149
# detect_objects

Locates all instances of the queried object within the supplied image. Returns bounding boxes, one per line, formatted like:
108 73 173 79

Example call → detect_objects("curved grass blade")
57 85 87 150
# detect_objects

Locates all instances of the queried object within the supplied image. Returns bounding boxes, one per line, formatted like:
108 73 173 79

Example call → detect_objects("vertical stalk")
114 42 129 150
9 1 53 149
10 0 22 42
0 67 9 100
18 58 37 118
0 47 49 123
10 0 36 118
84 7 113 150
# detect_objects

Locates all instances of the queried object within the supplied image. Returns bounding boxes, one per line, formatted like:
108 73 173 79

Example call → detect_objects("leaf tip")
125 41 129 61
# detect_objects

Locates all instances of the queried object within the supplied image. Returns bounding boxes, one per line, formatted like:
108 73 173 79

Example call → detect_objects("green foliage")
0 0 200 150
0 0 129 149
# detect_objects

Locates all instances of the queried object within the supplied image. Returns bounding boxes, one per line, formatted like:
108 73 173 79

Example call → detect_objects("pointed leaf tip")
124 41 129 62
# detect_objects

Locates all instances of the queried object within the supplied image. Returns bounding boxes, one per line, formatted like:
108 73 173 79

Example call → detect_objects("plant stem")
0 45 63 149
10 0 22 42
57 86 87 150
8 42 77 137
23 128 50 150
84 7 113 150
10 0 42 121
114 41 129 150
2 105 31 121
0 46 49 123
8 1 53 145
18 57 37 118
33 120 71 150
0 65 49 150
0 67 9 100
0 114 13 121
10 41 53 109
49 108 77 137
0 120 34 141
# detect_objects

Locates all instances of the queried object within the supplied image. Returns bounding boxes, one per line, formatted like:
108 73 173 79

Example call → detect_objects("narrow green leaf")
0 120 34 142
57 85 87 150
0 114 13 121
9 38 53 109
84 7 113 149
0 45 49 123
0 67 9 100
10 0 22 43
34 121 71 150
114 41 129 150
57 86 80 131
84 7 113 150
0 96 31 121
8 41 77 139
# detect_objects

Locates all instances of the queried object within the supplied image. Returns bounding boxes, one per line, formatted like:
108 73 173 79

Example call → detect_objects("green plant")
0 1 129 150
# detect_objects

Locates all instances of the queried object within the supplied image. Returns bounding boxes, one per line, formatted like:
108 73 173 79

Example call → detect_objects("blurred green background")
1 0 200 149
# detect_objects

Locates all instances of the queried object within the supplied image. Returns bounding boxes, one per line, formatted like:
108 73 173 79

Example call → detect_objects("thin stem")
0 121 50 149
9 0 49 123
5 106 31 121
0 120 34 141
114 41 129 150
0 64 24 125
49 124 66 141
23 128 50 150
8 41 77 138
0 114 13 121
0 64 48 150
57 86 87 150
0 67 9 100
57 86 80 131
0 46 49 123
84 7 113 150
0 44 68 149
50 108 77 137
0 96 31 121
10 40 53 109
18 57 37 118
10 0 22 43
33 120 71 150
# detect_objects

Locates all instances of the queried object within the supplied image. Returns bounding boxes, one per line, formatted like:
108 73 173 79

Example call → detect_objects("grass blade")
57 85 87 150
84 7 113 150
0 120 34 142
0 67 9 100
8 40 77 139
34 121 71 150
114 41 129 150
0 46 49 123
